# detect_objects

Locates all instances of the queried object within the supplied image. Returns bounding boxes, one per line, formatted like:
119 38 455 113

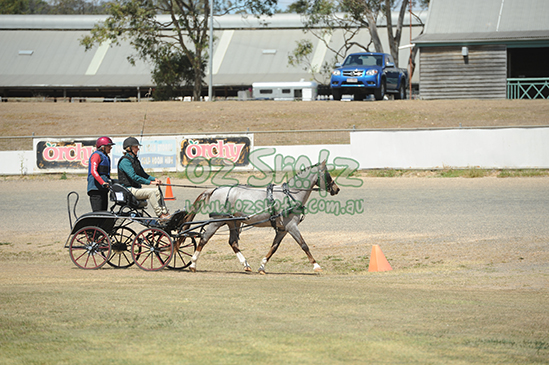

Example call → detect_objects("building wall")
419 45 507 99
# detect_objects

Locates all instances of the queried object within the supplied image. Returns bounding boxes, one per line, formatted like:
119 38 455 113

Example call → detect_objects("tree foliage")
288 0 428 83
49 0 109 14
151 48 199 100
288 39 333 84
0 0 29 13
80 0 277 100
0 0 108 14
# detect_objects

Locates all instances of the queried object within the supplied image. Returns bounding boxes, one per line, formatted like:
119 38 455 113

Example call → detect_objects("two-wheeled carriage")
65 183 244 271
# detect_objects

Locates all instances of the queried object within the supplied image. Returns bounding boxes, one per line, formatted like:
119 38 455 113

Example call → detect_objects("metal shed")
0 12 426 99
413 0 549 100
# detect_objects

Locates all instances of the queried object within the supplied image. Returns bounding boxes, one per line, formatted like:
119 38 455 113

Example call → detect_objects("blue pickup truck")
330 52 408 101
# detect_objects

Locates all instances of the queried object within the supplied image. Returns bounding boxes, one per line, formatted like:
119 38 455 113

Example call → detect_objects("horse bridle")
321 170 336 192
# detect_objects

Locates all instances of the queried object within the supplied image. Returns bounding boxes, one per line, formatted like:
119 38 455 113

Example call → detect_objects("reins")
160 182 321 192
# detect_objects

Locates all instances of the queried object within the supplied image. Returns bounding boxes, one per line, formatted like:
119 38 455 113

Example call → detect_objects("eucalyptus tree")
81 0 278 100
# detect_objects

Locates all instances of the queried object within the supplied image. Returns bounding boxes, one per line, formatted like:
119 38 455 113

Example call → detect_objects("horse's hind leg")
258 230 288 275
287 227 322 273
189 222 222 272
228 221 251 272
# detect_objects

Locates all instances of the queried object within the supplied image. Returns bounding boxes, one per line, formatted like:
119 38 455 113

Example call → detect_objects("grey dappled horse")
187 161 340 274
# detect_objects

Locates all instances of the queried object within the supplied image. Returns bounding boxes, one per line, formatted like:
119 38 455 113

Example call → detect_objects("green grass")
4 169 549 182
364 169 404 177
359 168 549 178
497 169 549 178
0 263 547 364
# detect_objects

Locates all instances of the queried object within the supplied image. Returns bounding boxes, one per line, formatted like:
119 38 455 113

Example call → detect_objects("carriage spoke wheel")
131 228 173 271
107 226 136 269
69 226 111 270
167 236 197 270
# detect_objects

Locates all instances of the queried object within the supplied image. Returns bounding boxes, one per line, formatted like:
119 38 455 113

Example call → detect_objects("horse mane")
293 162 323 179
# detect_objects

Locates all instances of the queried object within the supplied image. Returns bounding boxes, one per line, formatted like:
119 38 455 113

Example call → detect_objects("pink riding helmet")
96 136 115 148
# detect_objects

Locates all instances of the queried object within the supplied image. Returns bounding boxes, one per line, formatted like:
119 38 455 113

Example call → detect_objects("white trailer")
252 81 318 101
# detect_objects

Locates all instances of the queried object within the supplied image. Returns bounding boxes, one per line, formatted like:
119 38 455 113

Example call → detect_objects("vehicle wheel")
131 228 173 271
69 226 111 270
107 226 136 268
374 79 386 101
332 89 342 101
167 236 197 270
395 82 406 100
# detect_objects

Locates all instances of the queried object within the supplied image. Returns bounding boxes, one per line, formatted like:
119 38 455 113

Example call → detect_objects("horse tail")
184 188 215 223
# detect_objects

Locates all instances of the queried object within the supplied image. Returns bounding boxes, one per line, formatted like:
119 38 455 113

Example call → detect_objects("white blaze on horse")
186 161 340 274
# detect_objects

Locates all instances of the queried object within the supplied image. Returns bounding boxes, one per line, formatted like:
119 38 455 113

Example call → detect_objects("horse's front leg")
189 223 220 272
228 222 251 272
258 230 287 275
287 227 322 273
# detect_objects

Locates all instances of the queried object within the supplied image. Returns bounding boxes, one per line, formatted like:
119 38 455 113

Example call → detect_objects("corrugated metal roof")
415 0 549 44
0 12 426 30
0 14 106 30
0 30 152 87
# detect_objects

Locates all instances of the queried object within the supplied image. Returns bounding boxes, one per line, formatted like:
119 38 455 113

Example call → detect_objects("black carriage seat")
109 183 147 211
71 211 118 235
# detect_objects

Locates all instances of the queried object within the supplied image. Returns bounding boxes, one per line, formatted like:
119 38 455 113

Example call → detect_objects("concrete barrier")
1 127 548 175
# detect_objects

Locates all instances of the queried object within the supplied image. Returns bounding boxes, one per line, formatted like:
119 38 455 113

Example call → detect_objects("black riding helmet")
123 137 141 151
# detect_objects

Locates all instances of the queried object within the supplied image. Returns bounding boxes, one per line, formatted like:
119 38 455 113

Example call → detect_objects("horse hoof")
244 266 252 272
189 267 196 273
314 267 323 273
258 269 266 275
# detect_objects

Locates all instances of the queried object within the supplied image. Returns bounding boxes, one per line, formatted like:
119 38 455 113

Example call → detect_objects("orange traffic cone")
164 177 176 201
368 244 392 272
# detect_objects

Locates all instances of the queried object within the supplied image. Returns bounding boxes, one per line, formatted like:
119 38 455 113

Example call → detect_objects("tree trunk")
365 10 383 53
409 45 419 79
193 64 202 101
385 0 409 67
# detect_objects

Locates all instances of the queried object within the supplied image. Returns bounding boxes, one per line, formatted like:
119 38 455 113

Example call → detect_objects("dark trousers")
89 190 108 212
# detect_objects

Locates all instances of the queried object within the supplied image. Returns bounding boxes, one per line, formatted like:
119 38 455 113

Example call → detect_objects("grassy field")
1 252 547 365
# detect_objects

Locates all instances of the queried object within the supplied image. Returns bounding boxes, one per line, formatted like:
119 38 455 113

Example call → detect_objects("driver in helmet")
117 137 170 220
87 136 114 211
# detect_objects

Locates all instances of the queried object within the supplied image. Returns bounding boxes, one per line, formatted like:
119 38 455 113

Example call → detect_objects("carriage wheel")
69 226 111 270
107 226 136 269
131 228 173 271
167 236 197 270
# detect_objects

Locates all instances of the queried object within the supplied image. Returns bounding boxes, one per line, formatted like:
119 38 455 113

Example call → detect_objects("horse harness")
214 173 329 233
266 183 305 233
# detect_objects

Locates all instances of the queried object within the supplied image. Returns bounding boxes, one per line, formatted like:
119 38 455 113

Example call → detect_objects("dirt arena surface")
1 175 547 285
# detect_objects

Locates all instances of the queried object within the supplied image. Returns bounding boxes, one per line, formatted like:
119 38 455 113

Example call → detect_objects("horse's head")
290 161 340 195
318 161 340 196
